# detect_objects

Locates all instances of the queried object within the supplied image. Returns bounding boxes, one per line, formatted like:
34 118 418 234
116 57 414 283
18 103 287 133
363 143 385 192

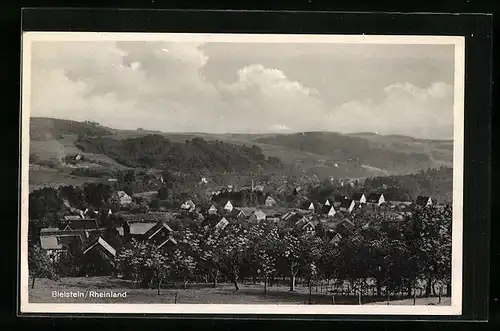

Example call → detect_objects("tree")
247 224 279 294
169 249 197 289
28 244 59 289
217 224 250 291
29 187 65 222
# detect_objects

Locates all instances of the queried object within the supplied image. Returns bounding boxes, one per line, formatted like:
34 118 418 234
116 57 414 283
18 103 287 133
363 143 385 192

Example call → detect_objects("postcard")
20 32 465 315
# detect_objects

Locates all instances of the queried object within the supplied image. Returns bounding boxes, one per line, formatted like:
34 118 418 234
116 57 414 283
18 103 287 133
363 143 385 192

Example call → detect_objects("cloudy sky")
29 40 456 139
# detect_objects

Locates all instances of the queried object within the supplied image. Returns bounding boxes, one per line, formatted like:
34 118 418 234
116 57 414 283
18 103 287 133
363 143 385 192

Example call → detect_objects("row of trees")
112 205 452 298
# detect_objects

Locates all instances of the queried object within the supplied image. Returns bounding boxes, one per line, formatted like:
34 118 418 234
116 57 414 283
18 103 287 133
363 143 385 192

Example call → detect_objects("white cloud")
29 41 454 138
322 81 454 139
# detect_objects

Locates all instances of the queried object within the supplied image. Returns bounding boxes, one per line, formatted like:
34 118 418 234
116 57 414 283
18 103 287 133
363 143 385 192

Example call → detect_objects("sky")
29 39 456 139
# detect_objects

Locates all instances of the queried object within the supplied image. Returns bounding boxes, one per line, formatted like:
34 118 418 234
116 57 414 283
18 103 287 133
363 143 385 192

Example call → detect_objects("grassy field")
29 277 451 305
29 167 105 192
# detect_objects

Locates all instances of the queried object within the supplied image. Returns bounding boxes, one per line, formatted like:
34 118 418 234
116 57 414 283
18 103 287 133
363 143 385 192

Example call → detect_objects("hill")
28 118 454 184
255 132 453 175
74 135 284 174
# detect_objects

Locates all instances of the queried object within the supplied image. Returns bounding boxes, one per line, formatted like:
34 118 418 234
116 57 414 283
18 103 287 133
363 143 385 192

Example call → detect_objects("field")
29 166 106 192
29 277 450 306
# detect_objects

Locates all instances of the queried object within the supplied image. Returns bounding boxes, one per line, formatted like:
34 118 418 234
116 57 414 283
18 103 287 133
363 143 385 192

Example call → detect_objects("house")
208 204 218 215
329 233 342 246
324 199 331 206
115 191 133 206
339 199 356 213
308 202 315 212
249 210 267 222
215 217 229 231
39 228 64 257
119 221 161 240
227 208 246 219
326 206 337 217
83 237 116 258
223 201 234 212
265 196 277 207
60 218 99 230
302 221 315 233
351 193 366 204
366 193 385 206
200 177 208 184
82 237 117 274
144 221 175 247
180 199 196 211
63 215 82 222
415 196 433 207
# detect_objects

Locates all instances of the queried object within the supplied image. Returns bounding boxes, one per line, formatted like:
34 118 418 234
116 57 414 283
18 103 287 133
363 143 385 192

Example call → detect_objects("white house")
324 199 331 206
181 199 196 211
327 206 336 217
265 196 277 207
249 210 267 222
115 191 133 206
224 201 234 212
215 217 229 231
308 202 315 212
208 204 218 215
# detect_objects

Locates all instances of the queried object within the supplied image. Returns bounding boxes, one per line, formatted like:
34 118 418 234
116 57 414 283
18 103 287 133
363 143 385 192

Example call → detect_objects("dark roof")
415 196 432 206
334 195 347 202
367 193 384 203
59 219 99 230
144 222 173 239
340 199 354 208
351 193 365 201
322 205 332 214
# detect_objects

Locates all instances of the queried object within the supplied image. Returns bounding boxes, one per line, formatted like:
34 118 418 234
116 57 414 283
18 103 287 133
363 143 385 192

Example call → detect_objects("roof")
340 199 354 208
351 193 365 201
415 196 432 206
125 222 158 235
253 210 267 219
83 237 116 257
265 196 276 202
240 207 257 215
367 193 384 202
40 235 63 250
60 219 99 230
158 237 178 248
145 222 174 239
63 215 82 221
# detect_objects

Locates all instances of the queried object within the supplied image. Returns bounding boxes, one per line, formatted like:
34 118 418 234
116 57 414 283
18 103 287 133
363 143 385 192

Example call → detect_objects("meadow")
29 277 450 306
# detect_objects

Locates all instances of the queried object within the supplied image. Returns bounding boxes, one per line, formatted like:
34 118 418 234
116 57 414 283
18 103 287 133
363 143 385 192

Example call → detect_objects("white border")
19 32 465 316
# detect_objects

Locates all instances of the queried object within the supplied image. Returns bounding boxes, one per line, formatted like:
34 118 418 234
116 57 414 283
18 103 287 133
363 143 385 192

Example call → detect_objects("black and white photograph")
20 32 465 315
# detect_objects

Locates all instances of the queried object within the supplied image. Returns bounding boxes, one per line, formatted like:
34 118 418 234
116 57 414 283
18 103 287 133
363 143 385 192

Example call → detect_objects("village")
30 172 437 280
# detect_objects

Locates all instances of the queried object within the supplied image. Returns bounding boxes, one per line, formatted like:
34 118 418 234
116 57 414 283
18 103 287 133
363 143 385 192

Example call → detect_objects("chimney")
252 179 254 191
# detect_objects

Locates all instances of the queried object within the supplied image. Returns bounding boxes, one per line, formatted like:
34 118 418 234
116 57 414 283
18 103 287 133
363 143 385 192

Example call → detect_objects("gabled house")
415 196 433 207
324 199 331 206
144 221 174 247
351 193 366 204
329 233 342 246
114 191 133 207
326 206 337 218
223 201 234 213
249 210 267 222
180 199 196 212
302 221 315 233
82 237 117 275
39 228 64 257
265 196 277 207
339 199 356 213
215 217 229 231
366 193 385 206
307 202 315 212
208 204 218 215
59 218 99 230
333 195 347 207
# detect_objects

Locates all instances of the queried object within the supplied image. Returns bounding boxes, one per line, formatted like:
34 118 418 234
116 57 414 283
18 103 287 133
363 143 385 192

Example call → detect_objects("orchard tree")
217 224 251 291
28 244 59 289
29 187 65 222
247 224 279 294
169 249 197 289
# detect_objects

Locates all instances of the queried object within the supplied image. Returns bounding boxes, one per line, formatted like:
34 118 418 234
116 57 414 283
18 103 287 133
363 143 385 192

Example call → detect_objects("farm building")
415 196 433 207
329 233 342 246
143 221 175 247
366 193 385 206
82 237 117 275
